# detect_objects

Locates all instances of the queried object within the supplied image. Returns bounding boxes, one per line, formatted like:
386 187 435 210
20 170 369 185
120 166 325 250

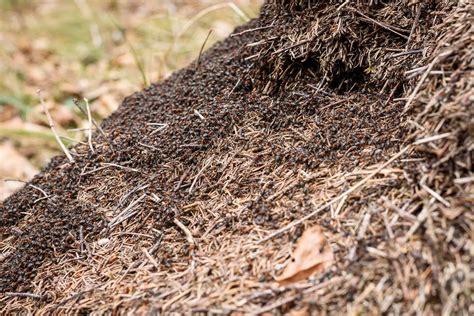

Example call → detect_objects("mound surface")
1 0 472 314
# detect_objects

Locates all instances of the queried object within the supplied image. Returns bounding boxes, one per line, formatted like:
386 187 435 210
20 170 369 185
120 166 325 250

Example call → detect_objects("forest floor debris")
1 0 472 314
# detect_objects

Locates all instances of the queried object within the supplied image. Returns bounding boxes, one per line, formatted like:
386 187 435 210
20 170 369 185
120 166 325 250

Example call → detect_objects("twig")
142 247 160 270
180 144 206 149
414 132 452 145
383 212 395 239
109 193 147 228
162 288 192 311
227 78 242 97
37 90 74 163
252 295 297 314
383 82 400 106
196 29 212 71
403 51 451 113
72 98 105 136
357 212 371 240
138 142 160 151
382 197 417 221
303 276 345 294
79 225 85 254
50 286 100 310
148 123 168 136
149 232 163 255
421 183 451 207
454 176 474 185
230 24 274 37
59 135 87 145
5 292 43 299
406 4 422 48
84 98 94 153
258 146 411 243
194 109 205 120
189 159 212 194
353 10 409 39
173 218 197 249
390 49 423 58
80 163 139 176
175 168 190 191
113 183 149 214
401 206 431 243
272 38 311 55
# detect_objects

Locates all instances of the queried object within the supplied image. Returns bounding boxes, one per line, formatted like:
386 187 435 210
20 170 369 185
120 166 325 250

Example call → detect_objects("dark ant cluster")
0 0 422 301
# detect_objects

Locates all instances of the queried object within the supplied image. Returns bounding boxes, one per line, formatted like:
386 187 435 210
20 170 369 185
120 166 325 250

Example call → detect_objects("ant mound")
1 0 472 314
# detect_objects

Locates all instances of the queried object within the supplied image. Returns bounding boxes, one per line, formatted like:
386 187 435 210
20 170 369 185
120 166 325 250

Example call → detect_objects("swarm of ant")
1 0 472 314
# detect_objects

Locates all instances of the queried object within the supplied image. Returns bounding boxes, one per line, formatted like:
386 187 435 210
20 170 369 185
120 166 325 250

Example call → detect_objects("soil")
1 1 471 314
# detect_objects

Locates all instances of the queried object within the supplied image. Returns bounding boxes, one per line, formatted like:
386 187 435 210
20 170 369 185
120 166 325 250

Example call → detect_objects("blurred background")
0 0 262 200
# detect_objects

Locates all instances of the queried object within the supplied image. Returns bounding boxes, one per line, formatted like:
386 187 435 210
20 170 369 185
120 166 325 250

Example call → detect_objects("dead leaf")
276 225 334 286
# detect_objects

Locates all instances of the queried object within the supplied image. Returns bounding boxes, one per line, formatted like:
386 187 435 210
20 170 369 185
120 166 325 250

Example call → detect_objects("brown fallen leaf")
276 225 334 286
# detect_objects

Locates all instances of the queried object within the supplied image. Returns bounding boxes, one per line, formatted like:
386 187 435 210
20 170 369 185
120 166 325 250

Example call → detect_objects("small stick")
173 218 197 248
148 123 168 136
227 78 242 97
113 183 149 213
142 247 160 270
109 193 147 228
189 160 211 194
81 163 139 176
421 183 451 207
353 10 409 39
414 132 451 145
72 98 111 146
391 49 423 58
79 225 85 254
180 144 205 149
258 146 411 243
357 212 371 240
59 135 87 145
252 295 297 314
403 51 451 113
6 292 43 299
382 197 417 221
406 5 421 49
37 90 74 163
196 29 212 71
51 286 99 310
84 98 94 153
175 168 190 191
138 142 160 151
230 24 274 37
149 232 163 255
383 82 400 106
454 176 474 185
194 109 205 120
382 212 394 239
272 38 311 55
